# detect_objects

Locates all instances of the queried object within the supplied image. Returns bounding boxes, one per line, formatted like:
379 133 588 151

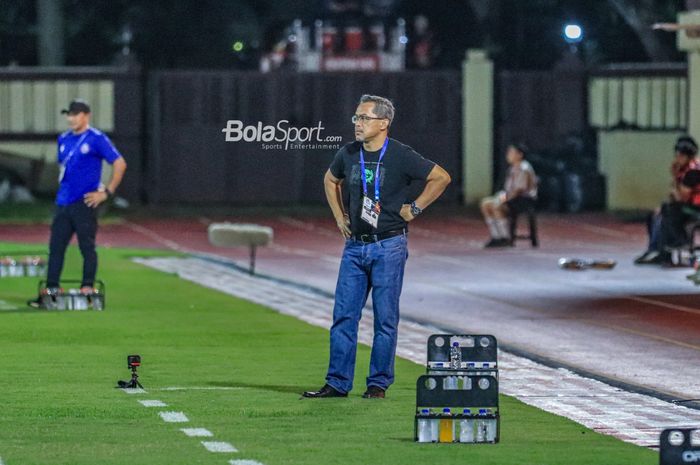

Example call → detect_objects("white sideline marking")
159 386 242 391
230 461 265 465
122 388 146 395
0 299 18 311
202 441 238 453
181 428 213 437
138 400 167 407
628 295 700 317
135 255 700 448
158 411 189 423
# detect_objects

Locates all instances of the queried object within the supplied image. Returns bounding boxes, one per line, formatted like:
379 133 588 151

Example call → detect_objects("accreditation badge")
361 196 381 228
58 164 66 182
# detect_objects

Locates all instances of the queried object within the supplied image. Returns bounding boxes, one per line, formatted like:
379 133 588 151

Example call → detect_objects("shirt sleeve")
403 147 436 181
94 133 122 164
682 169 700 188
329 147 346 179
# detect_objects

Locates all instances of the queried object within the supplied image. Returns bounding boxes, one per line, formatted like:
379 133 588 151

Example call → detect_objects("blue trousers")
325 234 409 394
46 201 98 288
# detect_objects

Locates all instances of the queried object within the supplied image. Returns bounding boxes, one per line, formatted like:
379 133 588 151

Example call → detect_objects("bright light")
232 41 244 52
564 24 583 43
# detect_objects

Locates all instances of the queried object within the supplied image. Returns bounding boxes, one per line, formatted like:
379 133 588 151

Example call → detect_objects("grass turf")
0 200 123 224
0 242 657 465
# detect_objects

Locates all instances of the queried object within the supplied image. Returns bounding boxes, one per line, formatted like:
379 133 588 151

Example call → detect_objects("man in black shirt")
303 94 451 399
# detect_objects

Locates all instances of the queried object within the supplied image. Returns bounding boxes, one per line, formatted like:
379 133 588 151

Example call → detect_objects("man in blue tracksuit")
29 99 127 306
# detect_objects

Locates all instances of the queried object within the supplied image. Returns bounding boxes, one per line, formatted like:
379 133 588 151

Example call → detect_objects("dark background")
0 0 688 69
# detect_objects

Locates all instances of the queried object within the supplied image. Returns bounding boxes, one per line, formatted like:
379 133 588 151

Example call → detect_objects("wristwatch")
105 188 114 200
410 201 423 217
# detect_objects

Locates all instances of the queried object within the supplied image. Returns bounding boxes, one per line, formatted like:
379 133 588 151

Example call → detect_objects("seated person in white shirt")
480 143 538 248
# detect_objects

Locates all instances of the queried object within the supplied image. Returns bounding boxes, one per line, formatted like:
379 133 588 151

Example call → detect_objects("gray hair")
359 94 395 126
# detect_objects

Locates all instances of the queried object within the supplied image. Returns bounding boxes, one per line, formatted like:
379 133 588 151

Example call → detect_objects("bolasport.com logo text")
222 120 343 150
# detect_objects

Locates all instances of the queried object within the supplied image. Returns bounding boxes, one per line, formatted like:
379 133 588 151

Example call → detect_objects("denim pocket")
379 235 407 250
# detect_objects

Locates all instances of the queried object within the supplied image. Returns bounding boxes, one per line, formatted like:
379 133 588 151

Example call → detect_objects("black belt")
351 229 406 243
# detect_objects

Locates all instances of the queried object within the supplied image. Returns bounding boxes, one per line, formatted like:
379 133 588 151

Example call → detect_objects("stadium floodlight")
232 41 244 53
563 23 583 44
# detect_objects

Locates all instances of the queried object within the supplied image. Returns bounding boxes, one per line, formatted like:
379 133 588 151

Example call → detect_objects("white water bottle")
417 409 432 442
429 409 439 442
459 408 474 443
444 375 458 390
67 289 78 310
485 409 497 442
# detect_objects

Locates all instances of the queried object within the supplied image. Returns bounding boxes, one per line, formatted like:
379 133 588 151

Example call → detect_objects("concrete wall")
463 50 494 204
598 130 683 210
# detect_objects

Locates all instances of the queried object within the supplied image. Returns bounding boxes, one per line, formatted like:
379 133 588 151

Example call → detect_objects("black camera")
117 354 144 389
127 354 141 369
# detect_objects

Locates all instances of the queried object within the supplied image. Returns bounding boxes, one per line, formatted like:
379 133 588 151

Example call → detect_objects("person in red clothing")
654 136 700 265
636 136 699 264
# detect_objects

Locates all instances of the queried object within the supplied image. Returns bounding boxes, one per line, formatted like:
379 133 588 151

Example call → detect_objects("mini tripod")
124 364 143 389
117 354 143 389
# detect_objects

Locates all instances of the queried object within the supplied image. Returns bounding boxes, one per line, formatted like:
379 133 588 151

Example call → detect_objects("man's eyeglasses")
352 114 386 124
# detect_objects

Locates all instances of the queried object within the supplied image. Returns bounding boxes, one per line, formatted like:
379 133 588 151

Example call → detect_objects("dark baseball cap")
675 135 698 157
61 99 91 115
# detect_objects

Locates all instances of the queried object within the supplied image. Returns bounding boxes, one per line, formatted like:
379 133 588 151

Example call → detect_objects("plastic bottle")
444 375 458 390
459 408 474 443
476 409 488 442
54 287 66 310
91 290 104 310
439 408 454 443
74 291 88 310
449 341 461 370
8 258 21 277
417 409 432 442
429 409 439 442
485 409 497 442
67 289 78 310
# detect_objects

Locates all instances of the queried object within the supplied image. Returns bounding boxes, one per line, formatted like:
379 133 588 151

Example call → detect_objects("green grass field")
0 201 127 225
0 242 657 465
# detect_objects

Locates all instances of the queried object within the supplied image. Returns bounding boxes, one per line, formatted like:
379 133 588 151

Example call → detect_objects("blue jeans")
47 201 98 288
325 234 409 394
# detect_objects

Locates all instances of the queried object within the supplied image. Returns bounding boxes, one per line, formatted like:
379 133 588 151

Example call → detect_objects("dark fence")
147 70 463 205
495 66 587 178
495 64 594 212
2 65 608 208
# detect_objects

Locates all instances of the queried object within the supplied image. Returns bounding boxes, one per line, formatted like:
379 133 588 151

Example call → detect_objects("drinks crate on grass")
37 279 106 310
415 374 499 443
660 428 700 465
426 334 498 376
415 334 500 444
0 252 47 278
